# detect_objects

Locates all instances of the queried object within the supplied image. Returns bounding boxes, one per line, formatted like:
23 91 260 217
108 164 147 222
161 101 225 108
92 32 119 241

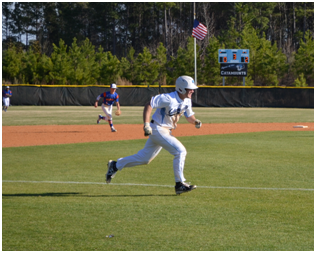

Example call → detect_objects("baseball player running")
95 83 121 132
106 76 202 195
2 86 12 112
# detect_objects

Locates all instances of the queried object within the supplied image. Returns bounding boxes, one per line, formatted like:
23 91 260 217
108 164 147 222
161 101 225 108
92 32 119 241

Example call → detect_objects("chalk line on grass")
2 180 313 192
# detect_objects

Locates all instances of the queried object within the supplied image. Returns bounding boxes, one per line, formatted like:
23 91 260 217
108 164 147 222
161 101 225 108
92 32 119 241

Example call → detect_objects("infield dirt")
2 122 313 148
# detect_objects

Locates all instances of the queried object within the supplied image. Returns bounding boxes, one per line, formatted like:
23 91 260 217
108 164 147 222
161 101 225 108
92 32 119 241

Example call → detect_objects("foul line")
2 180 313 192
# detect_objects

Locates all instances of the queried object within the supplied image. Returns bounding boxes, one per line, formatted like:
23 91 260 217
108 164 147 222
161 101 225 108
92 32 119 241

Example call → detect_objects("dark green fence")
3 85 314 108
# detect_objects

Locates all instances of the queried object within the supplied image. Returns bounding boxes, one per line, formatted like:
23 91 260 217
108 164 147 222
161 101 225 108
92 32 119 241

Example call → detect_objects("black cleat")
175 182 197 195
106 160 118 183
97 114 102 124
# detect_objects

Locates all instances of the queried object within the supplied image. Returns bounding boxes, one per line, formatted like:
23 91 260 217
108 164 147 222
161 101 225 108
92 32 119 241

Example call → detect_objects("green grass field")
2 106 314 250
2 106 314 125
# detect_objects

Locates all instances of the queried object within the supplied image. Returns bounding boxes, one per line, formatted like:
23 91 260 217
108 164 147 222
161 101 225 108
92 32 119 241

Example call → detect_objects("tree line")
2 2 314 86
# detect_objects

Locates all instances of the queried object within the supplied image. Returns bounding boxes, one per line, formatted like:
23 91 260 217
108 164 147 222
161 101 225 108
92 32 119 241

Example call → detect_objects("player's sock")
108 120 113 127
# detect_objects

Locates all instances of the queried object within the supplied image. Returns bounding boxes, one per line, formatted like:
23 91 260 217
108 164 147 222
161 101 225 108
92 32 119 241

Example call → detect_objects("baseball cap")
110 83 117 89
6 86 10 89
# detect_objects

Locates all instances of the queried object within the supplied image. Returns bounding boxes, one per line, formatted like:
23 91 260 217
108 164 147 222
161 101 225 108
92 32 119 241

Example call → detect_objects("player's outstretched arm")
143 102 153 136
115 102 121 116
95 95 101 108
186 115 202 129
143 102 152 123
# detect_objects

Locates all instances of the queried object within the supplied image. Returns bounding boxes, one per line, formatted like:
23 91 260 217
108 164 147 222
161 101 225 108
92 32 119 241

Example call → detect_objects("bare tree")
197 3 214 58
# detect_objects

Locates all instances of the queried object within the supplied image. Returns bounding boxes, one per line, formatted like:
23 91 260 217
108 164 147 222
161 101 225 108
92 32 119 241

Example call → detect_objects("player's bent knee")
174 147 187 158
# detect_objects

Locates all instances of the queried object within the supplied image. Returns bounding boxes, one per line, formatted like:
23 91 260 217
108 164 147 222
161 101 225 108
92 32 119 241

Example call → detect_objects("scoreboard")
218 49 249 64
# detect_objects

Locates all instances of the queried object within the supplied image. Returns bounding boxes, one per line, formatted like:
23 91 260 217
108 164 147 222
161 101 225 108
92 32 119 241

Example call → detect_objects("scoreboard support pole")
222 77 245 86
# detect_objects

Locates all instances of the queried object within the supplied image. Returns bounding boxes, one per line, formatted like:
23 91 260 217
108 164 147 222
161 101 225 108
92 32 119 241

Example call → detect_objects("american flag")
192 19 207 40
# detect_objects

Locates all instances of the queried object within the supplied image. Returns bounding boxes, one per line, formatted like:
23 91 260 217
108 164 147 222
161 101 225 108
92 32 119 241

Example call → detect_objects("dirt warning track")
2 122 313 148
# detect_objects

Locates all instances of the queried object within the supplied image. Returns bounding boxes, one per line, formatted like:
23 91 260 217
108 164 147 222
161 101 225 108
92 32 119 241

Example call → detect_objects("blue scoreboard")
218 49 249 64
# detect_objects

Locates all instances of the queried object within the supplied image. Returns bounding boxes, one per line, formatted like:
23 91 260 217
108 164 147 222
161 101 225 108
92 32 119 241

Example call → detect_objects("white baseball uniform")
101 104 113 121
3 97 10 107
116 91 195 183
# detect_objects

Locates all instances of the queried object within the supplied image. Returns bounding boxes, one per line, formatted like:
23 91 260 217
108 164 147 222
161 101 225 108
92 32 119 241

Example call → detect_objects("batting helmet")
175 76 198 95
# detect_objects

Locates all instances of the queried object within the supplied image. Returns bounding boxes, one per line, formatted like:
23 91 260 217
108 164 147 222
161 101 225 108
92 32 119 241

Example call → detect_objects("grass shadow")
2 192 176 198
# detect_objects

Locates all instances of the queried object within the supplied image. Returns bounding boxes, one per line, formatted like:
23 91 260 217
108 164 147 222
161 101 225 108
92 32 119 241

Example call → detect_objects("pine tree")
241 26 288 86
292 30 314 86
67 38 98 85
155 42 167 86
96 46 121 85
37 54 53 84
134 47 159 86
167 37 197 85
2 45 23 83
21 45 39 84
50 39 72 84
294 73 308 87
120 47 137 84
202 37 222 85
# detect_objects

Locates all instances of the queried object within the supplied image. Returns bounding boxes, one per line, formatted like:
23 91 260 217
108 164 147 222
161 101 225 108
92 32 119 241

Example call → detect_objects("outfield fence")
2 85 314 108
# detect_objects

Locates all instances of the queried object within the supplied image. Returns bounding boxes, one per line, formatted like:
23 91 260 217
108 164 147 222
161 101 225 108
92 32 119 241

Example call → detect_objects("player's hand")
144 122 152 136
195 119 202 129
94 101 98 108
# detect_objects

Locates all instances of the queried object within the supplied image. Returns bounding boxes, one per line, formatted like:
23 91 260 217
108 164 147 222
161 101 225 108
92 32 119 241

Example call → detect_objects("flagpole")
193 2 197 102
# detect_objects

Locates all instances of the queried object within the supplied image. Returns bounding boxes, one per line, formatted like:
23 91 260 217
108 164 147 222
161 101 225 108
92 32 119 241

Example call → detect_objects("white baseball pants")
116 122 187 183
3 97 10 107
101 104 113 120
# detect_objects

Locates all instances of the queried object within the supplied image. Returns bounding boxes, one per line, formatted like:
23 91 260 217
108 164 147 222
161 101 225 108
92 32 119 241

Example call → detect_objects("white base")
293 125 308 128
